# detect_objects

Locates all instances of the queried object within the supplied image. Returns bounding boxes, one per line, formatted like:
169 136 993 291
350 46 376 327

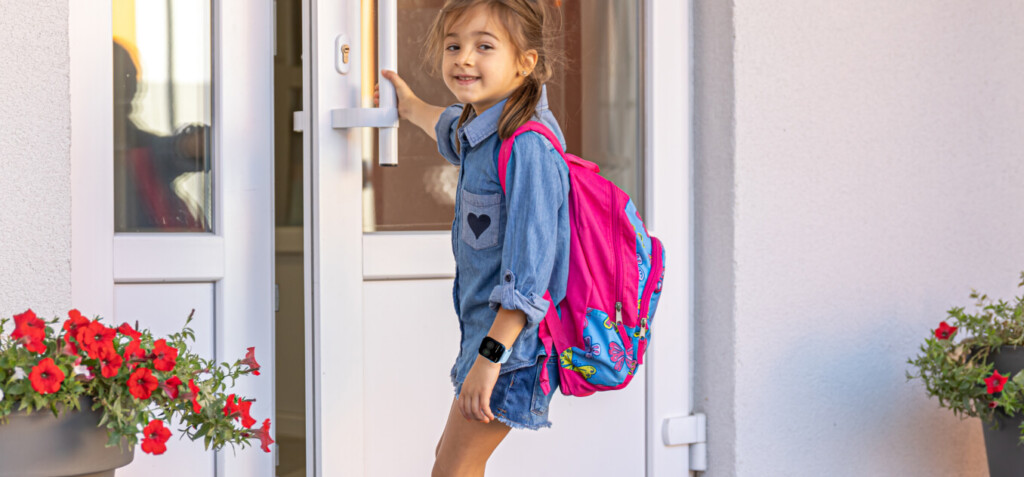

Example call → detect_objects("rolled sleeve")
435 104 465 166
487 133 567 327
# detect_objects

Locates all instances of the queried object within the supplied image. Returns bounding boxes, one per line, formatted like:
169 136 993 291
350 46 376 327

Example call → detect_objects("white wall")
0 0 72 318
696 1 1024 475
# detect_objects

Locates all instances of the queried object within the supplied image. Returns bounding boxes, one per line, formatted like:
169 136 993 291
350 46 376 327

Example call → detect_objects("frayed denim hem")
494 413 553 431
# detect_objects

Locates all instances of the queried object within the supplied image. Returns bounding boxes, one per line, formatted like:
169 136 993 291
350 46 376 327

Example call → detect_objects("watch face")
480 337 504 361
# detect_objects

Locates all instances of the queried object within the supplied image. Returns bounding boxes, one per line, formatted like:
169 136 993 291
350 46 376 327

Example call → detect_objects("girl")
376 1 567 475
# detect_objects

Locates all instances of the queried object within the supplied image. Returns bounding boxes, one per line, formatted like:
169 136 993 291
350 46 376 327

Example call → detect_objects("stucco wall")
695 1 1024 475
0 0 72 318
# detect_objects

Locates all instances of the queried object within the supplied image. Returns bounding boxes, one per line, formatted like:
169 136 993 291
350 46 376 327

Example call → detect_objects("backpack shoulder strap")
498 121 564 194
498 121 601 194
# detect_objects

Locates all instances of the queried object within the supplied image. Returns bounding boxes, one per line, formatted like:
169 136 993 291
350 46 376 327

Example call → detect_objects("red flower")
81 321 116 359
161 376 183 399
117 322 142 339
255 418 274 452
989 400 1000 409
223 393 240 418
13 309 45 340
188 379 202 413
29 358 65 395
98 346 123 379
13 309 47 354
239 399 256 428
241 347 261 376
986 370 1010 394
62 310 90 354
123 338 147 370
128 368 159 400
141 420 172 455
935 321 958 340
151 339 179 371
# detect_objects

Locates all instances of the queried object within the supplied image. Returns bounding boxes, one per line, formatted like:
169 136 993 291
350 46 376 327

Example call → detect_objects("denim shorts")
452 348 561 430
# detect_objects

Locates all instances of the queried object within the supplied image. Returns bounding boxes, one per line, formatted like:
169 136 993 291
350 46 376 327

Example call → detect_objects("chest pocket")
460 189 501 250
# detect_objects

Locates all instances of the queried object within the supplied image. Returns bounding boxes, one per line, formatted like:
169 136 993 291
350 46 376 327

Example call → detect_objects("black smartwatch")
479 336 512 364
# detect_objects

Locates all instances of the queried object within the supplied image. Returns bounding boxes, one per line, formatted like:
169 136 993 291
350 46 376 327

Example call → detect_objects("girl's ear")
519 49 539 75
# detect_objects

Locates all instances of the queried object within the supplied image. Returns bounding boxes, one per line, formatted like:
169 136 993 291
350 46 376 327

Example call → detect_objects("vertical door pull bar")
330 1 400 167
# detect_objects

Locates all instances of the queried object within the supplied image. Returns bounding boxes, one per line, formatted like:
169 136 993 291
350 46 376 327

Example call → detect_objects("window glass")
362 0 644 232
113 0 213 233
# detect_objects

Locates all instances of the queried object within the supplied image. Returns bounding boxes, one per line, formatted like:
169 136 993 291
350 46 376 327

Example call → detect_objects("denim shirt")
436 85 571 385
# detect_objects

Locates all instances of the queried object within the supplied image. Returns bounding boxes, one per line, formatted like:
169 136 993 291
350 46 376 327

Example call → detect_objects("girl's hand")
457 356 501 423
373 70 419 120
373 70 445 141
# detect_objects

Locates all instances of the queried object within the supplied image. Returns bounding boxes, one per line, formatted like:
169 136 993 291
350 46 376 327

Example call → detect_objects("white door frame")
70 2 277 475
304 1 693 475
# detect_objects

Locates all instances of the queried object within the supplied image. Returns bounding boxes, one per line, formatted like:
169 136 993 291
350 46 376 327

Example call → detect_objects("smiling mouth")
454 75 480 85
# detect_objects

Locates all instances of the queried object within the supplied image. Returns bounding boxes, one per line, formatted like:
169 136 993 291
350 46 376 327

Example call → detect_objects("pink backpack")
499 121 666 397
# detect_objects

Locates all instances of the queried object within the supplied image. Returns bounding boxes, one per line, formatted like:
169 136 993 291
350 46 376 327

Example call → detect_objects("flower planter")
0 397 134 477
981 346 1024 477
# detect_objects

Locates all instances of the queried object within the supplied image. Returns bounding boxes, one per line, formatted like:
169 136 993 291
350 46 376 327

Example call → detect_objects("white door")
305 1 692 476
71 1 276 476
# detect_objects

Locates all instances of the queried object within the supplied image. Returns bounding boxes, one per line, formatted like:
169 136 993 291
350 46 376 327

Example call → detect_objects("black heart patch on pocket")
467 213 491 239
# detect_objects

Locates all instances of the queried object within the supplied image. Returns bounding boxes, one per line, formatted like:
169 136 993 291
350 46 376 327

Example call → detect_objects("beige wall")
0 0 72 318
695 1 1023 475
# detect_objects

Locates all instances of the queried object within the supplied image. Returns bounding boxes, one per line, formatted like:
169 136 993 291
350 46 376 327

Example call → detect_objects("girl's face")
442 5 533 114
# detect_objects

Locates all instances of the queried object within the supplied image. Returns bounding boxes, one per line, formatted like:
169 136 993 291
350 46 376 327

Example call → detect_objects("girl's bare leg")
432 397 511 477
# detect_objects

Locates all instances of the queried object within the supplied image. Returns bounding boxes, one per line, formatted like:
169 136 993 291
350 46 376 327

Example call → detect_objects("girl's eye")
478 44 493 51
445 44 459 52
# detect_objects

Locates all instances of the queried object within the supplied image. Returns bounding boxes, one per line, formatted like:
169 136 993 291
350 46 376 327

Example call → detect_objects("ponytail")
498 76 542 141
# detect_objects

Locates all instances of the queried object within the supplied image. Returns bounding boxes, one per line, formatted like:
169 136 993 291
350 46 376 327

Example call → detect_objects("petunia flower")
117 322 142 340
151 339 179 372
62 310 90 354
989 400 999 409
18 335 47 354
986 370 1009 394
255 418 274 453
241 347 261 376
98 346 123 379
934 321 958 340
13 310 47 354
140 420 172 455
12 367 26 381
238 399 256 428
81 321 117 359
123 338 147 370
188 379 202 413
12 309 45 342
161 376 183 399
72 357 94 381
127 368 159 400
223 394 240 418
29 358 65 395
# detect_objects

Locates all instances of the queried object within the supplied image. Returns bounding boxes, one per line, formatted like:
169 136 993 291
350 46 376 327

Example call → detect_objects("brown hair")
423 0 563 143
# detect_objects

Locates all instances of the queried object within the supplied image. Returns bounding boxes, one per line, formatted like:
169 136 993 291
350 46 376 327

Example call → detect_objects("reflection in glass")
113 0 213 233
362 0 644 232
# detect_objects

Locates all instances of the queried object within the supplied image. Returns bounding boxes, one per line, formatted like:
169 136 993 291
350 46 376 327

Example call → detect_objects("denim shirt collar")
459 84 550 149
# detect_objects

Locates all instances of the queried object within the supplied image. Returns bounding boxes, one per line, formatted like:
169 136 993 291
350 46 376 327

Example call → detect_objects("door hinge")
293 111 306 132
662 413 707 471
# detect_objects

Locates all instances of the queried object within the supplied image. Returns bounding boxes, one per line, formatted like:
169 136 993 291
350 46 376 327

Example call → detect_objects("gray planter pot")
0 396 134 477
981 345 1024 477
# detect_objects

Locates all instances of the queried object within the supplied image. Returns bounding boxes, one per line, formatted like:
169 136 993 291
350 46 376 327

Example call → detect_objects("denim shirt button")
504 272 512 282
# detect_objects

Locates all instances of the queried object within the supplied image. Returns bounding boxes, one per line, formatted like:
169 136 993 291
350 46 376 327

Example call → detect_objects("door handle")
330 0 399 167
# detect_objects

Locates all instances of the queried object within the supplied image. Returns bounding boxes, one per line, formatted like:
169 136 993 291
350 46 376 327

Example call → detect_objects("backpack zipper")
612 182 624 329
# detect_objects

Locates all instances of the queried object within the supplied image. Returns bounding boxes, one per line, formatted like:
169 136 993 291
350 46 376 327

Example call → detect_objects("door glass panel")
362 0 644 232
113 0 213 233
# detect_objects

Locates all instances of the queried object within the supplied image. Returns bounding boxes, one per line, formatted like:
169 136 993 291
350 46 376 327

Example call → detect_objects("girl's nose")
455 49 474 67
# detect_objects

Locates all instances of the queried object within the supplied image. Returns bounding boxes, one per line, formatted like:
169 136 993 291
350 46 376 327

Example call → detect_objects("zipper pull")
615 302 623 327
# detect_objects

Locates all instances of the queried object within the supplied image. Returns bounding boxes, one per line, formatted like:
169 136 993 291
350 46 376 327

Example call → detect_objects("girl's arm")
459 307 526 424
376 70 445 141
